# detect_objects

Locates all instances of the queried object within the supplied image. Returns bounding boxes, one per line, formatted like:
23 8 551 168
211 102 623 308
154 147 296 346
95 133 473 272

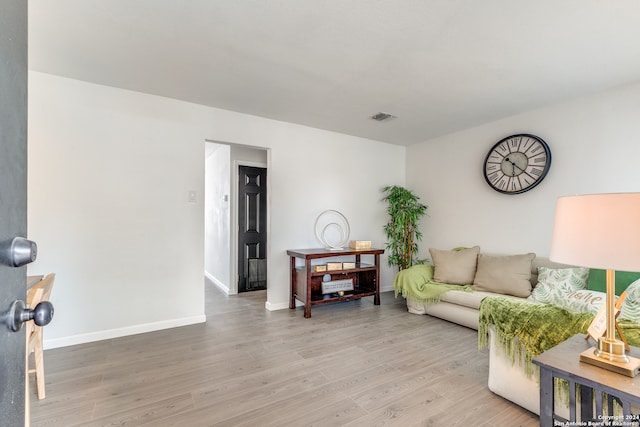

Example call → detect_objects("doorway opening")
204 141 269 295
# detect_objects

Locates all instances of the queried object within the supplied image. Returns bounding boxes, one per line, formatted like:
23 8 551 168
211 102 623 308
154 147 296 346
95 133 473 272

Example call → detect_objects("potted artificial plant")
382 185 428 270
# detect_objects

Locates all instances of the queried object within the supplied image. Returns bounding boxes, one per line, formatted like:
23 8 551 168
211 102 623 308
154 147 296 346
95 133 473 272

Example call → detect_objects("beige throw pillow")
473 253 536 297
429 246 480 285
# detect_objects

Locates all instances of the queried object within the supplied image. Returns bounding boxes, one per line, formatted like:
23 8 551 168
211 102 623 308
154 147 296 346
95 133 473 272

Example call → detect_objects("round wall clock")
483 133 551 194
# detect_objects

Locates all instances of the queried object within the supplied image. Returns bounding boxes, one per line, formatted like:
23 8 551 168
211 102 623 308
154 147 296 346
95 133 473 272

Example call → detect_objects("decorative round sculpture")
314 210 350 250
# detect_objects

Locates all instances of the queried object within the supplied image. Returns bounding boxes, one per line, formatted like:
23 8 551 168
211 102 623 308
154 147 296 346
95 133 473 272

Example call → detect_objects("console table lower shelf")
287 248 384 318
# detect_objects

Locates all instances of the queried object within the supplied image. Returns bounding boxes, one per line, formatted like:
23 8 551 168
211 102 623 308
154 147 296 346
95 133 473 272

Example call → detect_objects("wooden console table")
287 247 384 318
533 334 640 427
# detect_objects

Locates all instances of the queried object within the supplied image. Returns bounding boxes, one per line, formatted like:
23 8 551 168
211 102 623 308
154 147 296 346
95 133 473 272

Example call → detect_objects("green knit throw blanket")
393 264 472 305
478 296 640 377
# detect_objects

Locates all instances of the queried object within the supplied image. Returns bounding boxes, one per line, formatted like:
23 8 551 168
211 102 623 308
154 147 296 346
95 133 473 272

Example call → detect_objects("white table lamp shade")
550 193 640 376
550 193 640 272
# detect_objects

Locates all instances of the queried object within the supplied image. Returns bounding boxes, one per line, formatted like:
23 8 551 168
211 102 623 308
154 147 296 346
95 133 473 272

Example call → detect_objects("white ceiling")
28 1 640 146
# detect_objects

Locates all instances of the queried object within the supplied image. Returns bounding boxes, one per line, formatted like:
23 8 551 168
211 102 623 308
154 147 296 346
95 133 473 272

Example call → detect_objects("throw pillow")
620 278 640 322
472 253 536 297
429 246 480 285
557 290 607 314
587 269 640 295
528 267 590 305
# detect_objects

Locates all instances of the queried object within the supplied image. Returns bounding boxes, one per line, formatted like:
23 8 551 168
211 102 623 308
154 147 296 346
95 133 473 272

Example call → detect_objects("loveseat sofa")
395 246 570 329
393 246 640 416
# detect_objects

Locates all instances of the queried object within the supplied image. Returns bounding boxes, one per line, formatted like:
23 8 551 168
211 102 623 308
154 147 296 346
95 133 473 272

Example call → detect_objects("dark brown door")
238 166 267 292
0 1 28 424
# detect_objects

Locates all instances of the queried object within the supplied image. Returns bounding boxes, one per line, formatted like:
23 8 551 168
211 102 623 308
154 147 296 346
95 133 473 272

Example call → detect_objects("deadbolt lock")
0 237 37 267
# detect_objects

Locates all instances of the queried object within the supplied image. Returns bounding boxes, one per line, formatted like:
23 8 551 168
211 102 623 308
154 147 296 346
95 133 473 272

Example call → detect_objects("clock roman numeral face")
483 134 551 194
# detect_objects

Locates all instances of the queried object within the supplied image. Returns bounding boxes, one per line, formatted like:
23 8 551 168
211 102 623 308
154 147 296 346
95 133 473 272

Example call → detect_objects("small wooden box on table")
533 334 640 427
287 247 384 318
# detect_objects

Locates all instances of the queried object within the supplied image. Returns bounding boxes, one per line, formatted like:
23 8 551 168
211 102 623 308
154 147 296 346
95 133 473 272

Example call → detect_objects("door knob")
0 237 37 267
2 299 54 332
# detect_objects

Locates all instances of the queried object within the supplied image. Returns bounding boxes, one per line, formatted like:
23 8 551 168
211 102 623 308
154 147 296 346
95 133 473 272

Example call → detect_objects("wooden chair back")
26 273 55 311
25 272 55 423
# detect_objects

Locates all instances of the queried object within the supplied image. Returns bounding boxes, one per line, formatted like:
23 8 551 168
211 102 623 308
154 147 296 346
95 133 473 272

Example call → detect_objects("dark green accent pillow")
587 269 640 295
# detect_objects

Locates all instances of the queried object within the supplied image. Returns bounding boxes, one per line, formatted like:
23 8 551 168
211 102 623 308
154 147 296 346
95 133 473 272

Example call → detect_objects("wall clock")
483 133 551 194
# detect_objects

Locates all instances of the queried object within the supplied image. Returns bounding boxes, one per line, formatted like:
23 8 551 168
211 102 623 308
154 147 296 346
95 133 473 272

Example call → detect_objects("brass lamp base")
580 338 640 377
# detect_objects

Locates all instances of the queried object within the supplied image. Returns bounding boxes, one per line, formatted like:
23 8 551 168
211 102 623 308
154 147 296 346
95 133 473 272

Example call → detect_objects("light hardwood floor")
30 282 539 426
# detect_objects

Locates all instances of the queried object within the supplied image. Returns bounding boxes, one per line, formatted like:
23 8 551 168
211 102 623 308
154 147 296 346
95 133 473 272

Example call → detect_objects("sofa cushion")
441 289 521 310
528 266 589 305
429 246 480 285
472 253 536 297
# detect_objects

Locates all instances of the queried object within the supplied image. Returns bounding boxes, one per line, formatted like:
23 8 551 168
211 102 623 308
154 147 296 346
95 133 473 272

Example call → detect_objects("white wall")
28 72 405 348
407 81 640 259
204 143 230 290
230 144 268 165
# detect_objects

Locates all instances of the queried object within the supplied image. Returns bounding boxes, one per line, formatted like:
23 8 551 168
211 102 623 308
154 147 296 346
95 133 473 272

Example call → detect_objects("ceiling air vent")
371 112 396 122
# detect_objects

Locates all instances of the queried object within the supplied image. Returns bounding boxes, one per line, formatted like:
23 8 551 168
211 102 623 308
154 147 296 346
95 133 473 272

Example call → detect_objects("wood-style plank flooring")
30 282 539 426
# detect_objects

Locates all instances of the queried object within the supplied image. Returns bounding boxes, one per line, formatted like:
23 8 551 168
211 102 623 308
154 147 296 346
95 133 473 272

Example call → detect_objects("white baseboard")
265 287 393 312
43 314 207 350
205 271 230 294
265 300 292 311
380 284 393 293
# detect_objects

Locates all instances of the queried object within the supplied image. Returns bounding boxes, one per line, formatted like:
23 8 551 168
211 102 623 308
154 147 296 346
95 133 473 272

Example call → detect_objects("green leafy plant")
382 185 428 270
